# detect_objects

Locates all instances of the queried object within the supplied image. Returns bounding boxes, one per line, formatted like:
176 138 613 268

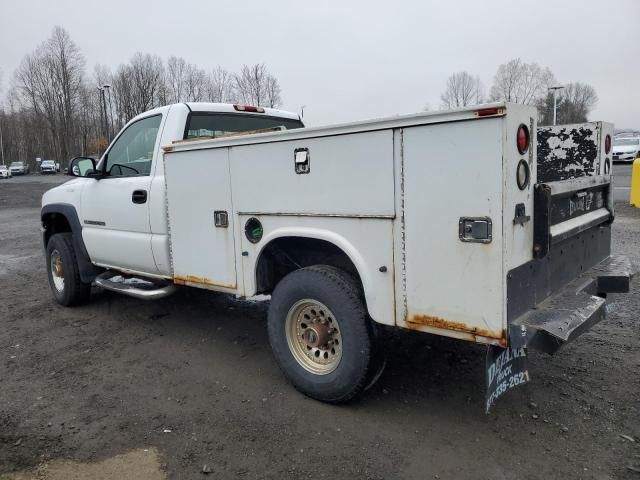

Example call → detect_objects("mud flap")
485 346 530 413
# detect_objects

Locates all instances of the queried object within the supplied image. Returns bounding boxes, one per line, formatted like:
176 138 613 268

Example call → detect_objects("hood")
613 144 639 154
41 177 86 208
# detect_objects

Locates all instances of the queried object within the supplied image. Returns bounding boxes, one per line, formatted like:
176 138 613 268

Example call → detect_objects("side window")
105 115 162 177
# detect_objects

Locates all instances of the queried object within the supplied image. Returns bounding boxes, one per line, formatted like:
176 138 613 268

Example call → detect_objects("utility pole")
97 86 106 141
103 84 114 141
548 85 565 126
0 115 5 166
97 86 109 141
300 105 306 119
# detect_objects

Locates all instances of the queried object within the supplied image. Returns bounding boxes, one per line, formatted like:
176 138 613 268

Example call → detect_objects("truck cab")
42 103 304 281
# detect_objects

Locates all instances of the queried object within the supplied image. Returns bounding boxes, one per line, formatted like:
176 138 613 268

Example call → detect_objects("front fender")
41 203 100 283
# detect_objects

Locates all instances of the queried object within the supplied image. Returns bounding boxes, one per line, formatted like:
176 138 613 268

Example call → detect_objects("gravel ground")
0 176 639 480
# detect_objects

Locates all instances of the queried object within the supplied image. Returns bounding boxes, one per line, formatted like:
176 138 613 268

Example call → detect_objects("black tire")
363 322 387 391
268 265 372 403
46 233 91 306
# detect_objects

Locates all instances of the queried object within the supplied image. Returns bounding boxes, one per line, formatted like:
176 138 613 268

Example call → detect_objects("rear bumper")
613 154 637 161
509 254 635 353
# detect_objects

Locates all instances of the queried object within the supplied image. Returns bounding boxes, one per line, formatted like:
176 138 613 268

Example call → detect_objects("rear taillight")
233 105 265 113
605 134 611 154
516 159 530 190
517 125 529 155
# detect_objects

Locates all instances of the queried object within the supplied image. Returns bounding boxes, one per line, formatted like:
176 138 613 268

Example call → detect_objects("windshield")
42 161 54 166
614 138 640 146
10 162 22 167
185 112 304 140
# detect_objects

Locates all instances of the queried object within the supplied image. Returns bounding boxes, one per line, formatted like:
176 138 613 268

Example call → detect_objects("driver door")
80 114 164 275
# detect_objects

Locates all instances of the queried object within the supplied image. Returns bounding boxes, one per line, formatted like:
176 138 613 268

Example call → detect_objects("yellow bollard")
631 158 640 208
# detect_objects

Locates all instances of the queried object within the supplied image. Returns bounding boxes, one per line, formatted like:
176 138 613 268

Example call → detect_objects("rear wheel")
46 233 91 306
268 265 372 403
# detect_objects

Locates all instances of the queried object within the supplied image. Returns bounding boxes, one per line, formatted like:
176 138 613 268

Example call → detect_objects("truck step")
510 255 635 354
94 272 176 300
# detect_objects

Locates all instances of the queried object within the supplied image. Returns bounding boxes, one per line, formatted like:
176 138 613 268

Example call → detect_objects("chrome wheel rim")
285 299 342 375
50 249 64 292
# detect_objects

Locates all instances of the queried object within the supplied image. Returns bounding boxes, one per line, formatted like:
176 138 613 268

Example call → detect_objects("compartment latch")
459 217 492 243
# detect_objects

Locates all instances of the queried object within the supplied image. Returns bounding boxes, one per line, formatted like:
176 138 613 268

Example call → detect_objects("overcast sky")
1 0 639 128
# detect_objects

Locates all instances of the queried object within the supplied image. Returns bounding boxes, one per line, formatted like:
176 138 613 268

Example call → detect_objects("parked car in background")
10 161 29 175
0 165 12 179
613 137 640 162
40 160 57 174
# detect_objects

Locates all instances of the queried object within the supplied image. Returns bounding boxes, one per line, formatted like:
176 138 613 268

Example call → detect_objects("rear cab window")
184 113 304 140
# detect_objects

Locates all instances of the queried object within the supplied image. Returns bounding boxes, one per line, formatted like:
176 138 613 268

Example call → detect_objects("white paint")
43 101 577 346
165 147 237 289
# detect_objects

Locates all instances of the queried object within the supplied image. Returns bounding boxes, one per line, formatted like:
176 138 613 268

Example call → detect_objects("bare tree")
233 64 282 107
207 66 234 103
440 71 483 108
537 82 598 125
183 63 207 102
265 75 282 108
561 82 598 123
490 58 555 106
3 27 289 164
14 26 85 163
130 53 164 113
111 53 164 124
166 56 187 103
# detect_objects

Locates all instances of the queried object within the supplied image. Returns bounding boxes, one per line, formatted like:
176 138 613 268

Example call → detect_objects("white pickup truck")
42 102 634 406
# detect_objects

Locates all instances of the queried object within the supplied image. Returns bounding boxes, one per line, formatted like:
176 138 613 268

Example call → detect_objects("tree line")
439 58 598 125
1 26 602 168
0 26 283 167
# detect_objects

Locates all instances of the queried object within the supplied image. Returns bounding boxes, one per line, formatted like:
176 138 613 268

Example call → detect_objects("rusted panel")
406 313 506 346
537 125 599 183
162 145 174 153
174 274 236 290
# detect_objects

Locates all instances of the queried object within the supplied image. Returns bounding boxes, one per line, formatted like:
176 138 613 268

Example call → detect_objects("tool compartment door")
164 147 237 290
400 118 505 342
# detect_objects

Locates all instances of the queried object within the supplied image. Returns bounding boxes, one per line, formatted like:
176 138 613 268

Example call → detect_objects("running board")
94 271 176 300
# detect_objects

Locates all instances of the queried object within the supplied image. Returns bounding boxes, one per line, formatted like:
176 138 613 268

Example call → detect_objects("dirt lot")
1 176 639 479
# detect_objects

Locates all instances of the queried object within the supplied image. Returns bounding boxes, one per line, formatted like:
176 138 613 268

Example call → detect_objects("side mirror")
68 157 98 178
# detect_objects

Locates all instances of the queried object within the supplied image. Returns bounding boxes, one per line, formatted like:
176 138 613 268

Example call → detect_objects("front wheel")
268 265 373 403
46 233 91 306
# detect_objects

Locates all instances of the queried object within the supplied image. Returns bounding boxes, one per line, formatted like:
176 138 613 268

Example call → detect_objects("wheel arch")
253 227 380 322
41 203 101 283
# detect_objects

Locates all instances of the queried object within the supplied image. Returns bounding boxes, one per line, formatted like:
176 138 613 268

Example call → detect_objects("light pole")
96 85 109 142
97 86 107 141
548 85 565 126
103 83 114 141
0 116 5 166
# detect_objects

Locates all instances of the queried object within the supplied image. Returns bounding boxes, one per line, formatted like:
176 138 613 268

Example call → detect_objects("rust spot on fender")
162 145 174 153
406 314 506 347
174 275 236 290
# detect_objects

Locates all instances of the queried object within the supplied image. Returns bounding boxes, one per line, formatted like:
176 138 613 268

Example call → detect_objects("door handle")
132 190 147 204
